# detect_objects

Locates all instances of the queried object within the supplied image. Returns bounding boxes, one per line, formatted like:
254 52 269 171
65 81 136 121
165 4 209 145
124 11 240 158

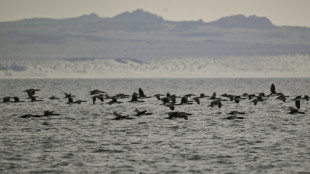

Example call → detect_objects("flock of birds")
1 84 309 120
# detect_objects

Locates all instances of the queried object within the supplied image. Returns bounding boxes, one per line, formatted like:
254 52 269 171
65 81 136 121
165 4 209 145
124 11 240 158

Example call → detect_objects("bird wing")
270 84 276 94
295 100 301 109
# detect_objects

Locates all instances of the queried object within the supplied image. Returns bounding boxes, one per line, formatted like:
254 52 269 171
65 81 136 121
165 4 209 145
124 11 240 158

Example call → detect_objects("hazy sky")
0 0 310 27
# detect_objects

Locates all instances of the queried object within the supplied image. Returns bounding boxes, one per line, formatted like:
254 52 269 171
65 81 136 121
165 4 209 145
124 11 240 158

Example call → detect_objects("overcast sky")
0 0 309 27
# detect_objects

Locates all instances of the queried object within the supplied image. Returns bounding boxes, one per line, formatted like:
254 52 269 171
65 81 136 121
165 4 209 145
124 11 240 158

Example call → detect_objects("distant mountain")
0 9 309 59
207 14 275 29
112 9 164 23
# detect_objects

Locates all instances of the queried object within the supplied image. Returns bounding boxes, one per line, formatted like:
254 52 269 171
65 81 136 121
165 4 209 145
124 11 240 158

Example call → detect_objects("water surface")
0 78 310 173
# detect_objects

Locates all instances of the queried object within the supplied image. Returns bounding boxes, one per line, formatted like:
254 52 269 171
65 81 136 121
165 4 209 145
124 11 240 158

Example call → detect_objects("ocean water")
0 78 310 174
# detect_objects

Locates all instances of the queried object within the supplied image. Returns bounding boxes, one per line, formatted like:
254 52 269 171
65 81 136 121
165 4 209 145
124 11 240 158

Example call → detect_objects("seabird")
223 115 245 120
43 110 60 116
276 94 288 102
49 96 59 100
303 95 309 101
270 83 276 95
107 96 123 105
233 96 240 103
23 89 40 98
165 103 175 110
248 94 256 100
228 111 246 115
13 97 24 103
251 98 259 106
111 111 134 120
115 93 130 99
209 98 222 108
19 114 41 118
193 97 200 104
154 94 164 100
67 97 85 104
64 93 75 98
73 100 86 104
177 96 193 105
92 94 104 104
170 95 177 103
29 96 43 102
164 112 192 120
199 93 209 98
89 89 105 95
134 109 153 116
129 92 144 102
138 88 146 98
292 95 302 101
210 92 216 100
19 110 59 118
2 97 11 103
161 97 170 105
67 97 73 104
288 100 305 114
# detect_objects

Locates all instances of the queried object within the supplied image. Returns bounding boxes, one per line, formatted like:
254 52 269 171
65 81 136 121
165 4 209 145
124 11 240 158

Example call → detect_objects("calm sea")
1 78 310 173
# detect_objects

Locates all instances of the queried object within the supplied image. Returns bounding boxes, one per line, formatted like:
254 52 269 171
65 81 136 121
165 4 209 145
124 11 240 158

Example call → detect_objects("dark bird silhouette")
154 94 164 100
228 111 246 115
111 111 134 120
107 97 123 105
13 97 24 103
67 97 73 104
251 98 259 106
193 97 200 104
276 94 288 102
19 110 59 118
303 95 309 101
43 110 60 116
129 92 144 102
223 115 245 120
210 92 216 100
165 103 175 110
288 100 305 114
67 97 86 104
92 94 104 104
161 97 170 105
19 114 41 118
292 95 302 101
177 96 193 105
2 96 11 103
138 88 146 98
64 93 75 98
209 99 222 108
29 96 43 102
23 89 40 98
114 93 130 99
49 96 59 100
164 112 192 120
134 109 153 116
199 93 209 98
296 99 301 110
73 100 86 104
89 89 105 95
270 83 276 95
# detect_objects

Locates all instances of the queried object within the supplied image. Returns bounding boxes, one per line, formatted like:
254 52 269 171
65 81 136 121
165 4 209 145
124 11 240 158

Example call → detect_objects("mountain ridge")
0 9 310 59
3 9 307 29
